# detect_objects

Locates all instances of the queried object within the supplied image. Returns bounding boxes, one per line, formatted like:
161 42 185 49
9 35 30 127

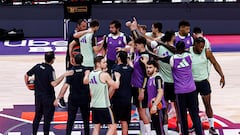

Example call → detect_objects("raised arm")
73 28 93 39
83 70 90 84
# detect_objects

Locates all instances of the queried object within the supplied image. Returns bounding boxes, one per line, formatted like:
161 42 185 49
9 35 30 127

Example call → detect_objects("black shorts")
112 104 131 124
92 107 115 124
195 79 211 96
163 82 176 102
132 87 148 108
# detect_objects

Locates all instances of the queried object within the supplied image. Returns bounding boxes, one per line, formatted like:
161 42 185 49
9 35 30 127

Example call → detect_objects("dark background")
1 2 240 37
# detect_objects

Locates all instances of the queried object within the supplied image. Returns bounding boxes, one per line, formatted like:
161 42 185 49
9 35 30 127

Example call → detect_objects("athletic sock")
178 123 182 134
139 120 145 135
208 117 214 128
163 124 168 135
144 123 152 135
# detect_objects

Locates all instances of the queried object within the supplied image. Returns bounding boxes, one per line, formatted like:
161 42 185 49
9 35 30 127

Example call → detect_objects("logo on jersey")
186 39 191 45
89 76 97 84
80 36 87 44
162 51 169 56
118 40 122 45
177 58 190 68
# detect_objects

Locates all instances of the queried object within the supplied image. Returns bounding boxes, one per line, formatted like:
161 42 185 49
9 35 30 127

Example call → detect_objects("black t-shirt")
27 63 55 97
111 64 133 105
66 65 90 105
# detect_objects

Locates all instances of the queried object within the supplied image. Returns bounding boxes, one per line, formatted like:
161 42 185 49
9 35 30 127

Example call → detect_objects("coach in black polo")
24 51 73 135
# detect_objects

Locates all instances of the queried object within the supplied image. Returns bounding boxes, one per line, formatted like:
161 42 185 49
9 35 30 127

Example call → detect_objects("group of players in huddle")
25 17 225 135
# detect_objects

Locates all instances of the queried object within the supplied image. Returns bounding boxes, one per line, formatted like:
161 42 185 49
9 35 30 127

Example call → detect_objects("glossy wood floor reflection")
0 52 239 130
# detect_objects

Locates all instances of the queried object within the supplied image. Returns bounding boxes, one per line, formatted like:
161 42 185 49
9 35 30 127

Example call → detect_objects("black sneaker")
209 127 218 135
58 97 66 108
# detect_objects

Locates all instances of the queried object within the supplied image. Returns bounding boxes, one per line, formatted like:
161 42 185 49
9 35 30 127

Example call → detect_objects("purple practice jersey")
170 52 196 94
106 33 127 61
147 73 166 109
131 51 149 88
175 32 193 49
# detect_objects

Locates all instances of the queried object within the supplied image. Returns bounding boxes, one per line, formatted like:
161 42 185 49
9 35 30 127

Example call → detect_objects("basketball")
72 45 80 56
149 98 162 110
27 79 35 91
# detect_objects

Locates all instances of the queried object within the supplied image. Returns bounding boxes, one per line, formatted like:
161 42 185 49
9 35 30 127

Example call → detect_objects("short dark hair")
134 37 146 45
147 60 159 69
74 53 83 64
44 51 55 63
161 30 175 42
176 41 185 52
153 22 163 32
139 25 147 31
194 37 205 45
193 27 202 34
77 19 87 25
94 55 104 66
110 20 121 29
90 19 99 27
117 51 128 65
178 20 190 28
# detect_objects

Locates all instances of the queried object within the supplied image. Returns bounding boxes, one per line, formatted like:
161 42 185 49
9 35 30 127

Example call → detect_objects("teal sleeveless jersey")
190 47 209 81
89 70 110 108
157 46 174 83
79 33 95 67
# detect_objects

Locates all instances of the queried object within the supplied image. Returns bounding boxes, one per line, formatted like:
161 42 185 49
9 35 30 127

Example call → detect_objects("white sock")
208 117 214 128
163 124 168 135
139 120 146 135
178 123 181 134
144 123 152 135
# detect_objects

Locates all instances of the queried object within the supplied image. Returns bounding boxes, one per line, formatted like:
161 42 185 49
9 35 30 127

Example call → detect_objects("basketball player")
131 37 152 135
111 51 133 135
70 19 102 69
160 41 203 135
127 18 160 135
175 20 194 50
146 60 166 135
61 19 88 109
145 22 164 41
54 53 91 135
150 30 182 134
66 19 88 70
104 20 131 73
190 37 225 135
24 51 73 135
86 56 121 135
192 27 211 50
